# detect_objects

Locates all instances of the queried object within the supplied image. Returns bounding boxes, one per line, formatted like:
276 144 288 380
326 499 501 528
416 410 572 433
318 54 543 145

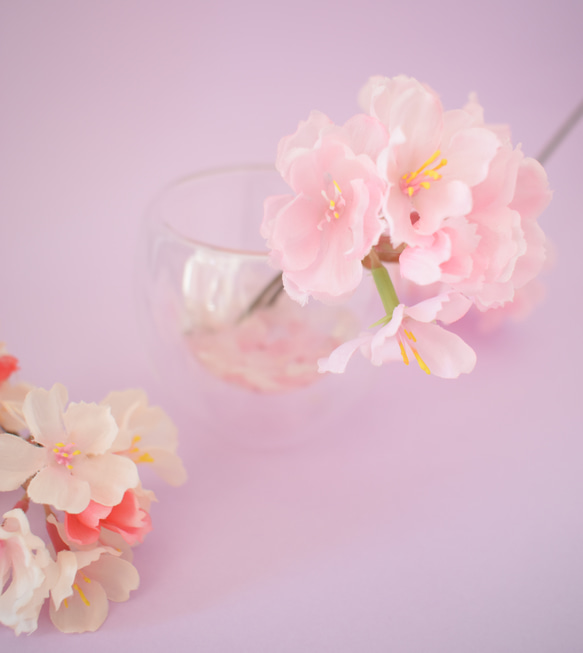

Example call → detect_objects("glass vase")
138 165 379 447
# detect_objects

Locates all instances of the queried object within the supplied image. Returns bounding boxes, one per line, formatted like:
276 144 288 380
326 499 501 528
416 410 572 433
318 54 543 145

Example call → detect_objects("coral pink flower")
0 344 32 435
0 384 139 514
262 112 387 304
0 509 54 635
319 294 476 378
49 545 139 634
359 75 499 247
65 489 152 547
102 389 187 487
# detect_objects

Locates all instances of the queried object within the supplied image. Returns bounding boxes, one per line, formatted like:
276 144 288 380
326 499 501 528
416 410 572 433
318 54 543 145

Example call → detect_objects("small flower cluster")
0 345 186 635
262 75 552 378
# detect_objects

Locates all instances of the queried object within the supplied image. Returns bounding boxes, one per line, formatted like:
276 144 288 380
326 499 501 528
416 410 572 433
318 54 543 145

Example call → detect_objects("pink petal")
413 179 473 234
442 127 499 187
318 333 371 374
408 322 477 378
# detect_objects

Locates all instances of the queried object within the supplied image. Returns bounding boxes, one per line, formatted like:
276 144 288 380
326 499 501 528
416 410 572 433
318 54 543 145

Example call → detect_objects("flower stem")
369 248 400 320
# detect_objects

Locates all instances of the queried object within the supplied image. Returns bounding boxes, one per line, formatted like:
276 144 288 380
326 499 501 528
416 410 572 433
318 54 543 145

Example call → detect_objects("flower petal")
73 453 139 507
0 434 47 491
22 384 68 447
27 465 91 513
63 402 118 455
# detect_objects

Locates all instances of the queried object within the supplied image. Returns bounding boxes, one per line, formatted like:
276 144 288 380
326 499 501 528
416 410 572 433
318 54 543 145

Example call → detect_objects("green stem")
369 249 400 321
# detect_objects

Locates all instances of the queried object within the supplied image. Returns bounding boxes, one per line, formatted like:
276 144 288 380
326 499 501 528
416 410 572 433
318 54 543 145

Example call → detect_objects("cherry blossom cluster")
0 345 186 635
261 75 552 378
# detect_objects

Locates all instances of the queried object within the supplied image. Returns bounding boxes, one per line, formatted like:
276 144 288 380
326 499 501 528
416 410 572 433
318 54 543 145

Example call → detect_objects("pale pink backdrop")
1 1 582 651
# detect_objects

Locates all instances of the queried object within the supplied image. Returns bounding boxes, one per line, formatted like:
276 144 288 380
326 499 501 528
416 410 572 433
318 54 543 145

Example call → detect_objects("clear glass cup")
138 165 379 447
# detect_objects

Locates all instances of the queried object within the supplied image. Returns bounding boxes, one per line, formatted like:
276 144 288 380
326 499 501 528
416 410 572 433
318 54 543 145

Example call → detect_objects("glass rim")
148 163 279 258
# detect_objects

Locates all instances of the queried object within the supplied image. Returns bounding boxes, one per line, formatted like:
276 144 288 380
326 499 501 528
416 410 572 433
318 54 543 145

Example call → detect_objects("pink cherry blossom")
65 489 152 547
48 544 139 634
359 75 499 247
0 509 54 635
399 139 551 310
102 389 187 487
0 384 139 514
262 112 387 304
319 294 476 378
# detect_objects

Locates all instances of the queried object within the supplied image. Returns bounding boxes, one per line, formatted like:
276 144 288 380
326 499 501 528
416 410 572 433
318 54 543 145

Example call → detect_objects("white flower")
102 389 186 487
0 509 54 635
0 384 139 513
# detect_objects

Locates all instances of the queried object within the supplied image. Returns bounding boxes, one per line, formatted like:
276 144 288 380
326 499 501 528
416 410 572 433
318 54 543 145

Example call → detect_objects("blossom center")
128 435 155 464
52 442 81 470
398 328 431 374
400 150 447 198
320 179 346 225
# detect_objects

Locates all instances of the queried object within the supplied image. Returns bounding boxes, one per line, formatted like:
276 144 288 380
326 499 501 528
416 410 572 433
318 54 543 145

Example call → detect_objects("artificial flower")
262 111 387 304
102 389 187 486
64 489 152 547
319 293 476 378
48 544 139 634
0 384 139 513
0 509 54 635
359 75 499 247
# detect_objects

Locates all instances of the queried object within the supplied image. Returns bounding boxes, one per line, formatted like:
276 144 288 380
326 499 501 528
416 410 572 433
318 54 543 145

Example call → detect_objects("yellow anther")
56 443 65 448
137 452 155 464
407 187 414 197
73 450 81 456
66 464 73 470
333 211 339 219
329 200 335 209
63 598 69 609
52 448 60 454
81 573 91 584
73 583 91 607
411 347 430 374
132 435 142 444
399 340 409 366
420 182 431 190
62 452 69 457
333 179 342 194
404 329 416 342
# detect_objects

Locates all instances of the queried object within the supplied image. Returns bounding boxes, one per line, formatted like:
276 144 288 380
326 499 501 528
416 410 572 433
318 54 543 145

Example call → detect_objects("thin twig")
536 98 583 165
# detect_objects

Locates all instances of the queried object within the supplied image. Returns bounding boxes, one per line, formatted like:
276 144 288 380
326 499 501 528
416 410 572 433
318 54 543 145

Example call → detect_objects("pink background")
1 1 582 650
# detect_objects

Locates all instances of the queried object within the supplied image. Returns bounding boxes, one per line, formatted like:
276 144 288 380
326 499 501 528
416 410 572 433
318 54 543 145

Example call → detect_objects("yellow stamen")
63 598 69 609
73 450 81 456
420 181 431 190
333 179 342 194
66 464 73 470
399 340 409 366
52 448 60 454
56 443 65 448
407 187 414 197
411 347 431 374
404 329 416 342
73 583 91 607
81 573 91 584
132 435 142 444
333 211 339 219
137 452 155 464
